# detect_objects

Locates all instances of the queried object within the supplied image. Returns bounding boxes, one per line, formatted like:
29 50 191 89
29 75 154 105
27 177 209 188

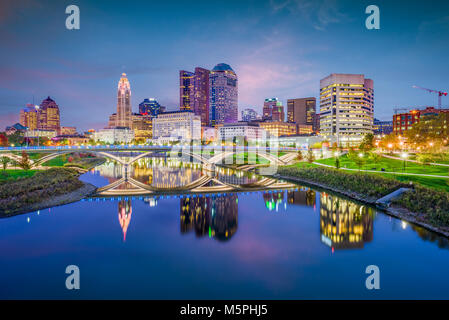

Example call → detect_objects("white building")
92 127 134 144
218 122 266 142
152 110 201 142
320 73 374 145
25 129 57 139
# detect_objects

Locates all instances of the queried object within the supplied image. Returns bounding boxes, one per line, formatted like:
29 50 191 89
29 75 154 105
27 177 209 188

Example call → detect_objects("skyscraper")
287 97 316 130
179 67 210 126
116 73 132 128
263 98 284 121
209 63 238 126
320 74 374 144
180 70 194 111
193 67 210 127
38 96 61 132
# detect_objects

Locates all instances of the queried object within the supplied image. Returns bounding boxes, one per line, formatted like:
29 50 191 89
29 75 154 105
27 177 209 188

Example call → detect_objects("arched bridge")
0 145 299 168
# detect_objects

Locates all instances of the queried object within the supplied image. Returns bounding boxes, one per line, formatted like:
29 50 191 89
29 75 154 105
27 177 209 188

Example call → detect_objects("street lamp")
401 152 408 173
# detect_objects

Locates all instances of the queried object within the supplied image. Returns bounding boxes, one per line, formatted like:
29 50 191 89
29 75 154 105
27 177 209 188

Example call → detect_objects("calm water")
1 158 449 299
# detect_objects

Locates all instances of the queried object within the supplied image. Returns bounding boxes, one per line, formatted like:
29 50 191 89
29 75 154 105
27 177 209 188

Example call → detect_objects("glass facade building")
209 63 238 126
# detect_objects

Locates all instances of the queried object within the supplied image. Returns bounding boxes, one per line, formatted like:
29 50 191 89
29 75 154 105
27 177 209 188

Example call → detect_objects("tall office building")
180 70 194 111
209 63 238 126
179 67 210 126
38 96 61 132
319 74 374 143
263 98 284 121
20 104 39 130
193 67 210 127
287 97 316 129
116 73 132 128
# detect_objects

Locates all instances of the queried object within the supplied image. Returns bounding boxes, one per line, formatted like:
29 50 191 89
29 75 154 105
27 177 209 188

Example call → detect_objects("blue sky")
1 0 449 131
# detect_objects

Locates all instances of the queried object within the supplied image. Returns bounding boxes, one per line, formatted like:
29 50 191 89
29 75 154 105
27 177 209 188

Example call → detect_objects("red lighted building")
393 106 449 135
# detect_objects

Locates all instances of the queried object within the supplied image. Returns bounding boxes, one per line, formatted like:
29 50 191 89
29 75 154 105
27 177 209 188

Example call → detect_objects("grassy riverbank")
278 165 449 232
0 168 87 216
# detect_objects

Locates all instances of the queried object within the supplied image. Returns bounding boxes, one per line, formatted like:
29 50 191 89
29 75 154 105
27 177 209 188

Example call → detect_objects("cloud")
269 0 348 31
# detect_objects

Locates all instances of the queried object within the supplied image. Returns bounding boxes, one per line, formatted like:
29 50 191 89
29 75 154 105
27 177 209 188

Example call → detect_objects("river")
1 157 448 299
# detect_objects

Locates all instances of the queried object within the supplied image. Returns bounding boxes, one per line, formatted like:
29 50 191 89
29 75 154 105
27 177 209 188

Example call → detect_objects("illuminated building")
5 123 27 136
392 107 449 135
320 74 374 144
116 73 132 128
152 110 201 141
180 195 238 241
180 70 194 111
296 124 313 135
118 200 132 241
24 129 57 139
51 134 89 145
258 121 297 137
209 63 238 126
139 98 162 117
92 127 134 144
193 67 210 127
241 108 259 122
373 118 393 135
263 98 284 121
218 122 267 141
38 96 61 132
180 67 211 126
60 126 77 135
287 97 316 131
132 113 153 139
319 193 373 250
20 104 39 130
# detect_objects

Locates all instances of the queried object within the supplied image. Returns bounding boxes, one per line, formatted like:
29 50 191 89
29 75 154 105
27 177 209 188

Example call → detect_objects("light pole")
401 152 408 173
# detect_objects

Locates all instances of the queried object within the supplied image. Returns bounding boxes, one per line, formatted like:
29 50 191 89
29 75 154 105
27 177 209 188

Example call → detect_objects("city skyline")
1 0 449 132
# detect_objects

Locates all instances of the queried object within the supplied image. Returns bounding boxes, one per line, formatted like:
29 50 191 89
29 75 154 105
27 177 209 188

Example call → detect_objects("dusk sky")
1 0 449 131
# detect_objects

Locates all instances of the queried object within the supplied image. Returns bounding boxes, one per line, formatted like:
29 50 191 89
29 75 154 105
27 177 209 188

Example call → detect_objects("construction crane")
412 85 448 109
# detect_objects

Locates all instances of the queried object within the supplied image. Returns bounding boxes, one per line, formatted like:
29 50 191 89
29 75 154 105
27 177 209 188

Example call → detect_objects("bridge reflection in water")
92 157 296 195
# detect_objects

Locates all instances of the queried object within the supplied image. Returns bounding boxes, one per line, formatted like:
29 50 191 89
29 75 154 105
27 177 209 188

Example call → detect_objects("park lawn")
0 169 39 181
282 162 449 192
376 173 449 193
317 154 449 176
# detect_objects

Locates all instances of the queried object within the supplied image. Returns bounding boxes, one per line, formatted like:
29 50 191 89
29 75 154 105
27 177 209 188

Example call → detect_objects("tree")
0 133 8 147
1 156 11 170
306 149 315 163
359 133 374 152
296 151 303 162
369 152 382 170
17 151 31 171
335 156 340 169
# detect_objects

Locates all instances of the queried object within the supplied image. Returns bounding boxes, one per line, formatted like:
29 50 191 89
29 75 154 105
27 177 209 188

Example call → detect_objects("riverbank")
277 166 449 238
0 167 97 218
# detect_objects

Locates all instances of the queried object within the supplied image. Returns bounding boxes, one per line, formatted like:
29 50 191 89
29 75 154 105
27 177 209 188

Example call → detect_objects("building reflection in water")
118 200 132 242
262 188 316 212
319 192 373 250
287 188 316 208
180 195 238 241
262 191 286 212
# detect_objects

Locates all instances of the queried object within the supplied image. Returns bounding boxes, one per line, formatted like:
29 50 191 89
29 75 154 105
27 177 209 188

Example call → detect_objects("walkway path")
381 153 449 167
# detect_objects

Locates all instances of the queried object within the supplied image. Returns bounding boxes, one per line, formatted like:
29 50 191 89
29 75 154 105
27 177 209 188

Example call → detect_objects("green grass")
378 173 449 193
317 154 449 176
0 170 38 181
